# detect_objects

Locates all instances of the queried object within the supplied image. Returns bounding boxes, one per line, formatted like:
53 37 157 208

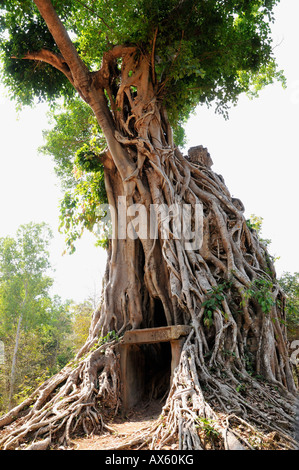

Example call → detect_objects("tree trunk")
0 49 297 450
8 287 28 410
8 313 23 410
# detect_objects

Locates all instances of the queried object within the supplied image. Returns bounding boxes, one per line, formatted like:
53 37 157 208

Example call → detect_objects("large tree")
0 223 73 412
0 0 297 450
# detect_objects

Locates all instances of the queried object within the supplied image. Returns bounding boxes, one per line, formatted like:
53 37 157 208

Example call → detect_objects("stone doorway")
119 325 191 411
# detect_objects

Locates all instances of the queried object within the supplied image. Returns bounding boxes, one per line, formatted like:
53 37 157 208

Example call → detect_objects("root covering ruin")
0 140 297 450
0 45 297 451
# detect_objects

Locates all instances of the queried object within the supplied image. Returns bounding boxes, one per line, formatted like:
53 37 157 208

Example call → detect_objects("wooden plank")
122 325 192 345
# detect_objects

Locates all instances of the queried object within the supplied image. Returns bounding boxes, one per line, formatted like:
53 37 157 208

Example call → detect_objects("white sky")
0 0 298 303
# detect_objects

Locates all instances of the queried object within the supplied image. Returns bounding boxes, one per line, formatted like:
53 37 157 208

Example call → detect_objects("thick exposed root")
0 342 120 450
0 142 298 449
1 65 298 447
1 140 297 449
148 333 297 450
0 48 297 451
108 333 297 451
0 323 297 450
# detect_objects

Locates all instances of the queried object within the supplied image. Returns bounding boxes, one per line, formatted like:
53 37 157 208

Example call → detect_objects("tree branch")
31 3 136 179
151 28 158 85
33 0 90 95
14 49 74 84
93 45 137 89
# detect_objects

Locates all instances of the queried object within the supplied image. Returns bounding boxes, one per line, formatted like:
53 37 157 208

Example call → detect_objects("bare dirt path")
71 400 173 450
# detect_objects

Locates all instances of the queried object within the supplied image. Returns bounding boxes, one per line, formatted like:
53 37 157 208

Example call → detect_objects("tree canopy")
0 0 284 251
1 0 283 124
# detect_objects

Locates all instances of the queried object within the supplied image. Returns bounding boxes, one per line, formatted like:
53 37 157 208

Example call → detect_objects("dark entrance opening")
153 298 167 327
142 342 171 401
119 325 191 412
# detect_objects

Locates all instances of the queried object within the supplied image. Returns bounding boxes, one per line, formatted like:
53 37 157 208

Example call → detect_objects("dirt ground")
71 400 172 450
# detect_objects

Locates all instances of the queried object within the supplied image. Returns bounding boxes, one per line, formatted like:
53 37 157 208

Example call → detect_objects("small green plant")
223 349 236 358
100 330 119 345
246 215 271 247
91 330 119 351
236 383 247 394
195 417 219 438
241 277 275 314
201 281 232 327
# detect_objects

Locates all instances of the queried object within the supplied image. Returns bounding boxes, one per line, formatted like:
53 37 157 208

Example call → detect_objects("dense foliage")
39 99 108 252
247 215 299 338
279 272 299 340
0 0 284 119
0 223 93 411
0 1 285 252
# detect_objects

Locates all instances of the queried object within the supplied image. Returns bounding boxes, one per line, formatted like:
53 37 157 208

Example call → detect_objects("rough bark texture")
0 39 298 450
